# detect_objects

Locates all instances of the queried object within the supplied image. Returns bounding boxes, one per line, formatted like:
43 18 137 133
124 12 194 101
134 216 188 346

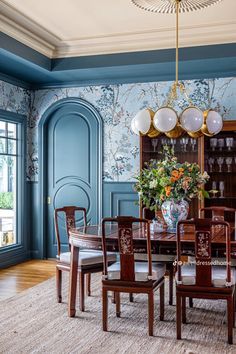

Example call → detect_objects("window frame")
0 109 27 267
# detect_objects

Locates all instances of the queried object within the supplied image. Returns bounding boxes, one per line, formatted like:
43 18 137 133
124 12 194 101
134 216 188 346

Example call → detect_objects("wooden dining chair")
54 206 116 311
200 206 236 238
141 207 176 306
101 216 165 336
176 218 235 344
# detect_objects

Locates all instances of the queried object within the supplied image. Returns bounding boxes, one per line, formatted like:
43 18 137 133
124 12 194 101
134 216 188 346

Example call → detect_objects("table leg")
68 243 79 317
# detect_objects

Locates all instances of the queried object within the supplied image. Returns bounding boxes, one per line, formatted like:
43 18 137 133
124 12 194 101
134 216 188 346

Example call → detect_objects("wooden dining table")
68 223 236 317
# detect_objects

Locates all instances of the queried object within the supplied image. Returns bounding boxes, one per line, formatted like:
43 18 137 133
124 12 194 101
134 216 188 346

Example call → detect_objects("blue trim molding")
103 182 139 218
0 33 235 88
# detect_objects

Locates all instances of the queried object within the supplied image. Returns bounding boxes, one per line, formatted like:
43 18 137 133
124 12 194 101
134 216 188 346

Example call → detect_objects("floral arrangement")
134 146 209 211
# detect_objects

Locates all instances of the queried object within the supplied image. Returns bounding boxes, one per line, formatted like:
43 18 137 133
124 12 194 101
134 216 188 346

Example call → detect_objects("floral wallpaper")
0 77 236 182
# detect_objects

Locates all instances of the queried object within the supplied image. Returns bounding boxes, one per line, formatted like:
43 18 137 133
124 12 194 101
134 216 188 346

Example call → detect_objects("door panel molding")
38 98 103 258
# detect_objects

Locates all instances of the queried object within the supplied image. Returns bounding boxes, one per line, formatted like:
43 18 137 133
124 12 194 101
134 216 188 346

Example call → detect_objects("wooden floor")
0 260 56 301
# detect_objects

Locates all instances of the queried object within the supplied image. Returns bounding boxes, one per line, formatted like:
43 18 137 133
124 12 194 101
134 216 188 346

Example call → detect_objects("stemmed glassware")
216 156 224 172
180 137 189 152
190 138 196 152
210 181 218 198
226 137 234 151
217 138 224 151
151 138 158 152
219 181 225 198
170 138 176 152
225 157 233 172
210 138 217 151
208 157 215 172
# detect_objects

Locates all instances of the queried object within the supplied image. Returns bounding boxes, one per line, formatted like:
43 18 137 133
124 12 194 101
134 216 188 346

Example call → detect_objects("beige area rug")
0 273 235 354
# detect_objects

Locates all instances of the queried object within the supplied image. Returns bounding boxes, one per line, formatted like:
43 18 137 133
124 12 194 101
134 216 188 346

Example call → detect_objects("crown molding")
0 0 235 59
54 20 236 58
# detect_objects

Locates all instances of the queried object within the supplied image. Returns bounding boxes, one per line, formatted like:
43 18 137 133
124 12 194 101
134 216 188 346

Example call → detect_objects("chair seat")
59 249 116 266
175 264 236 287
107 261 166 281
134 253 176 262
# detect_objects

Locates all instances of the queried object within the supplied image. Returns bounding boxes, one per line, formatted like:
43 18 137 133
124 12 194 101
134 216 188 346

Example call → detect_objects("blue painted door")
46 102 101 258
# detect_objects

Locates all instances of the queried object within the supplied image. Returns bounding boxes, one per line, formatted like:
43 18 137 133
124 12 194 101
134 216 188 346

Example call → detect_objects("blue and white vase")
161 199 189 233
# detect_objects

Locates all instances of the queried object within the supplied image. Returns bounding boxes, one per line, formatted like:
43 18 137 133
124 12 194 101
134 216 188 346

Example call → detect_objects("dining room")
0 0 236 353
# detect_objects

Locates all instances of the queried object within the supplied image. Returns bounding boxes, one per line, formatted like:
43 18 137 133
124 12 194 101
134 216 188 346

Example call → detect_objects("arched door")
45 100 102 258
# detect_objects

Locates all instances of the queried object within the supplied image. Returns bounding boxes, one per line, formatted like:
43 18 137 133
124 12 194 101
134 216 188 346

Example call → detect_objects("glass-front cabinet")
139 121 236 221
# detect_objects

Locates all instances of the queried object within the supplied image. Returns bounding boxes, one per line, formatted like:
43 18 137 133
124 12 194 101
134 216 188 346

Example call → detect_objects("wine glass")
151 138 158 152
219 181 225 198
208 157 215 172
190 138 197 152
225 157 233 172
180 137 189 152
210 138 217 151
225 137 234 151
210 181 218 198
217 138 224 151
216 156 224 172
170 138 176 152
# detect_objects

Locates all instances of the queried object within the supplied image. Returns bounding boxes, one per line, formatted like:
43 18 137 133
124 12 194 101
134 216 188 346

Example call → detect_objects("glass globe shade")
131 117 140 135
133 109 152 134
180 107 204 133
153 107 178 132
206 110 223 135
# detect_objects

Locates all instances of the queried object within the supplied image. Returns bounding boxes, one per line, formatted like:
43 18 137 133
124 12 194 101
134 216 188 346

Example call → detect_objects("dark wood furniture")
101 216 165 336
176 219 235 344
54 206 116 313
139 121 236 218
68 222 236 317
143 207 175 306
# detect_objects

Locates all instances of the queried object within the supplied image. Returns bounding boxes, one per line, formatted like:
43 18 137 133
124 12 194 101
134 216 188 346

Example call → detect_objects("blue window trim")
0 109 29 268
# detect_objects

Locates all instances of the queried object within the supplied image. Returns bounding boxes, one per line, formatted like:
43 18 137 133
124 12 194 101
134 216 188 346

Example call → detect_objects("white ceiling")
0 0 235 58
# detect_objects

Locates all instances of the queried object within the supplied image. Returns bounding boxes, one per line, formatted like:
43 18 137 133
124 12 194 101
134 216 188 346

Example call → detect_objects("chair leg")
160 282 165 321
182 297 186 324
189 297 193 308
79 272 85 312
169 265 174 306
129 293 134 302
56 268 62 303
176 293 182 340
115 292 121 317
86 273 91 296
148 291 154 336
102 288 108 331
227 297 233 344
111 292 116 304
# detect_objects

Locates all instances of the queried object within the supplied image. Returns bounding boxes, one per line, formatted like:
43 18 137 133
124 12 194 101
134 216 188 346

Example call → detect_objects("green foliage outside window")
0 192 13 209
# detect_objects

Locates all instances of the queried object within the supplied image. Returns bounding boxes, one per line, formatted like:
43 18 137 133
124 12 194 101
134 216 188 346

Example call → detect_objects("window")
0 114 24 251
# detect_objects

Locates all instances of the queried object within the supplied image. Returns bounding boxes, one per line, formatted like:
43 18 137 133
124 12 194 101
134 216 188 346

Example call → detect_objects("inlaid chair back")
200 206 236 238
176 218 231 288
54 206 87 256
102 216 152 282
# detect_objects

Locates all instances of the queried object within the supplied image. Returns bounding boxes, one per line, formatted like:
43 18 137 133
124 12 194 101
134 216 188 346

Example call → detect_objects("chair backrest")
102 216 152 282
54 206 87 256
200 206 236 239
176 218 231 287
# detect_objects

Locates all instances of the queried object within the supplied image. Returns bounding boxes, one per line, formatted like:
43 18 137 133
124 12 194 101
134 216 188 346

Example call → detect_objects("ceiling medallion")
131 0 223 13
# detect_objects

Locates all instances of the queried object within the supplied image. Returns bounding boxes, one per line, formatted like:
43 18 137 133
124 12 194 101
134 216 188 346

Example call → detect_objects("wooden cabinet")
139 121 236 221
203 121 236 222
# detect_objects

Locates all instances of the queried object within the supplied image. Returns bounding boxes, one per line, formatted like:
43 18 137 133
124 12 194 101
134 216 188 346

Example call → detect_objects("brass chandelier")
131 0 223 139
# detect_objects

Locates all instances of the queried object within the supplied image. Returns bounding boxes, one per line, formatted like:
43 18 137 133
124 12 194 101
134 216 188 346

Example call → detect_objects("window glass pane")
0 121 6 137
8 139 16 155
0 138 6 153
7 123 16 138
0 156 16 247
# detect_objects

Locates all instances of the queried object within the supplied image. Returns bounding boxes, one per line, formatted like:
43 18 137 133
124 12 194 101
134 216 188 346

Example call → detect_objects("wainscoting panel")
103 182 139 218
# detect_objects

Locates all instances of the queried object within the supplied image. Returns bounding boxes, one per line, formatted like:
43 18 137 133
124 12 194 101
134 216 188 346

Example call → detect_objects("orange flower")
165 186 172 197
171 170 179 182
